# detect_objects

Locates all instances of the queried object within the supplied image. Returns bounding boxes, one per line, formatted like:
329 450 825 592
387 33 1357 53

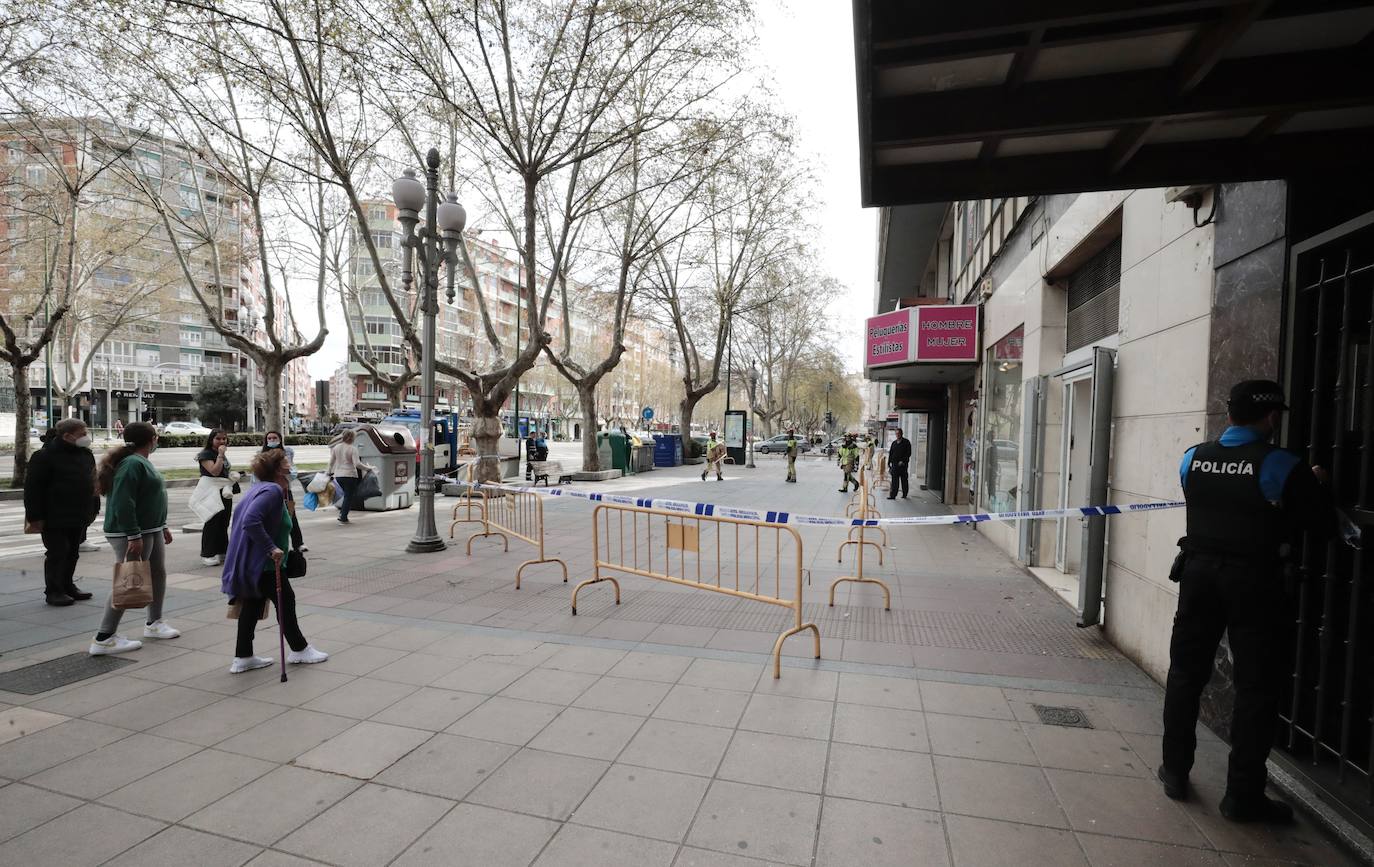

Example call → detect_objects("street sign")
642 406 654 421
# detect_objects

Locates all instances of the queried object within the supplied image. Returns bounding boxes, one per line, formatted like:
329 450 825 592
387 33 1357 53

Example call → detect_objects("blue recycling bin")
653 434 683 467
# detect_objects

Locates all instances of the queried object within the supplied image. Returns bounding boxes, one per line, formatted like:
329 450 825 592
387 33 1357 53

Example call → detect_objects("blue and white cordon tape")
459 480 1183 528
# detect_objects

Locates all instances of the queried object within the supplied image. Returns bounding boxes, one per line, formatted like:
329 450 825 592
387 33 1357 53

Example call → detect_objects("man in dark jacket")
24 418 99 605
887 429 913 499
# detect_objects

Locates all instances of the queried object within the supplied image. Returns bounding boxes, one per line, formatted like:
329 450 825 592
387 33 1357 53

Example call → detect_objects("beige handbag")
112 557 154 610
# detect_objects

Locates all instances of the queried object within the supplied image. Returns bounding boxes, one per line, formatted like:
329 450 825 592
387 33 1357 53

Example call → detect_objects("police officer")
701 431 724 481
1159 380 1338 824
886 428 912 499
837 435 859 493
785 428 799 483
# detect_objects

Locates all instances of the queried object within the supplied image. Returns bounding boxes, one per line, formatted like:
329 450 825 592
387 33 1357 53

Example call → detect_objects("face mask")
73 434 93 448
267 440 281 449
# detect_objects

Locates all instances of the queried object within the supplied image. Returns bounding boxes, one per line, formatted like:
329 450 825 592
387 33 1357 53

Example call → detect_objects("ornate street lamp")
393 149 466 553
747 363 758 469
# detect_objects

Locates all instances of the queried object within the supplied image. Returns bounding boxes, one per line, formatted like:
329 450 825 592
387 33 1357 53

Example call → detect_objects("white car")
162 421 213 436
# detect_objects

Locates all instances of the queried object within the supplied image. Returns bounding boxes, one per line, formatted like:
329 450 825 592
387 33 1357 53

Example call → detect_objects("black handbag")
285 549 308 579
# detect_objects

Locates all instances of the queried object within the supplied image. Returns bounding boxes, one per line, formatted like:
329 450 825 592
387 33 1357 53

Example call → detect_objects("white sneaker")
286 645 329 665
89 634 142 656
78 541 101 552
201 555 224 567
298 545 309 553
229 655 274 674
143 620 180 640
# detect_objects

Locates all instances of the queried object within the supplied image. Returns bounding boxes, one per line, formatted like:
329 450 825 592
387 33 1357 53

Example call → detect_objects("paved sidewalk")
0 456 1357 866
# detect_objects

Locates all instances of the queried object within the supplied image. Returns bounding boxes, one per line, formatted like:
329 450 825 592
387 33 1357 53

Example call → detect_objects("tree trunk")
386 379 407 412
261 362 283 435
578 383 600 471
470 410 504 484
10 362 32 489
679 392 699 459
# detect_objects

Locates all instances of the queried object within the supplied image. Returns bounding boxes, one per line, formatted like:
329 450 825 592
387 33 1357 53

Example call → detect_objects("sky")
306 1 876 380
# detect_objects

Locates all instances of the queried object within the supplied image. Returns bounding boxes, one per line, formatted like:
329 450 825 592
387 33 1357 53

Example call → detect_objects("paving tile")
243 853 331 867
1003 690 1111 730
926 713 1038 763
363 625 450 652
840 639 915 667
467 748 608 821
738 693 833 740
1174 785 1355 865
104 825 263 867
528 706 645 760
27 732 201 798
686 779 821 866
654 684 751 728
392 802 558 867
606 651 693 683
832 703 929 752
0 802 164 866
933 755 1068 828
368 652 461 686
835 672 923 710
540 644 627 675
182 765 360 846
301 677 417 719
316 644 409 676
278 783 454 867
1119 730 1230 785
293 720 431 779
572 764 711 842
0 705 68 746
919 681 1016 719
445 696 563 745
534 823 677 867
572 676 673 716
718 730 829 793
431 658 532 694
123 650 229 684
214 708 355 763
1046 768 1208 846
816 797 948 867
824 742 939 810
376 733 516 799
752 667 837 702
1024 723 1148 777
945 815 1088 867
0 718 131 779
238 668 356 707
644 623 717 648
501 667 601 705
85 683 222 731
679 658 766 692
1090 697 1166 735
619 718 735 777
0 782 83 843
673 849 775 867
100 748 275 822
370 686 487 731
28 674 165 717
1076 834 1224 866
147 696 286 746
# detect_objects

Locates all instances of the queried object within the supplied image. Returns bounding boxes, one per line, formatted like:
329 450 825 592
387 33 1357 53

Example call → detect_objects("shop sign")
992 326 1024 361
914 305 979 362
864 309 913 368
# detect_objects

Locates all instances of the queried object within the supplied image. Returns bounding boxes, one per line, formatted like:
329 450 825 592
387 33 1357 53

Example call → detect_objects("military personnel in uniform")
785 428 799 483
1159 380 1338 824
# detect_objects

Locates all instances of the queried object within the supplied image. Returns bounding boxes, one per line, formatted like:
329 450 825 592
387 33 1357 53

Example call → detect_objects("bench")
531 461 572 486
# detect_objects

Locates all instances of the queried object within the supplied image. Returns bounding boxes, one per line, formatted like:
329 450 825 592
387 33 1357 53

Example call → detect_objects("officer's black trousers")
1162 555 1285 798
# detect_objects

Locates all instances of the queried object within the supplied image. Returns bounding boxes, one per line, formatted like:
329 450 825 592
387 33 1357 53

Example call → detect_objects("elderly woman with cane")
221 447 327 674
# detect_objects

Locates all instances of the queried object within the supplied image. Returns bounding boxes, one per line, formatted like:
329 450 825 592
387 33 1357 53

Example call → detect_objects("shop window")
982 325 1024 512
1066 237 1121 352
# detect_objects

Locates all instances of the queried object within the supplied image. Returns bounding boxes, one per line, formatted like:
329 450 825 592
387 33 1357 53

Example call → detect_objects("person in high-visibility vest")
785 428 799 483
837 435 860 493
701 431 725 481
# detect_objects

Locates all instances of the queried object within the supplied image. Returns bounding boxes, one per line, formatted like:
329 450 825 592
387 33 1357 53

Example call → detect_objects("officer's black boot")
1156 765 1189 801
1219 792 1294 824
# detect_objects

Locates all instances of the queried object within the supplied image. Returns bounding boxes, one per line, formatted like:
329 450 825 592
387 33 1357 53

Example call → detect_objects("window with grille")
1065 237 1121 352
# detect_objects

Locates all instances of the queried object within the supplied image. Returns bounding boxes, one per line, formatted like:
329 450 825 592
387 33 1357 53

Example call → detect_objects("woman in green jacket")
89 422 180 656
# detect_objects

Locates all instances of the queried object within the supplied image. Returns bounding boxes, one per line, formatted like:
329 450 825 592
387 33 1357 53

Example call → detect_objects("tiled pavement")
0 456 1359 866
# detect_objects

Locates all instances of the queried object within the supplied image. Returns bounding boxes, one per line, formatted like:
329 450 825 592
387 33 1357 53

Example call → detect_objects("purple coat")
221 482 285 599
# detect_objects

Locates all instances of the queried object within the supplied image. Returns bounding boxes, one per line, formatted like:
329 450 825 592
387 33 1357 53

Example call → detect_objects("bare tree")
739 265 831 437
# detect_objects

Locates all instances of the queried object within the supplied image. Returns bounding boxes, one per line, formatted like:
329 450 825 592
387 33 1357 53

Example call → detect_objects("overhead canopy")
876 203 947 310
853 0 1374 206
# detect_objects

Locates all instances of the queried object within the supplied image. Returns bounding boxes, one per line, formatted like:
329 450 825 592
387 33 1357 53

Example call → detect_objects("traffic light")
824 411 834 426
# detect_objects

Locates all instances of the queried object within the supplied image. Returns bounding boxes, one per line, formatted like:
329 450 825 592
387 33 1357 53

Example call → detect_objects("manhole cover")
0 653 135 695
1032 704 1093 728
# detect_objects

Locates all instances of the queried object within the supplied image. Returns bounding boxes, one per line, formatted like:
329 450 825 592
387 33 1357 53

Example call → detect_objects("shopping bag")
306 472 330 494
303 491 318 511
332 478 345 507
188 476 228 522
317 480 334 507
225 597 271 620
112 557 154 610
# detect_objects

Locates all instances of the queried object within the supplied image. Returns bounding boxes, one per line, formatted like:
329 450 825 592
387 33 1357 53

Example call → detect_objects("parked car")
756 434 812 455
161 421 212 436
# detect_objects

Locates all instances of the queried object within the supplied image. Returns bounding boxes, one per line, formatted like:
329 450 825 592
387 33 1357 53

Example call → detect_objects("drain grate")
0 653 136 695
1032 704 1093 728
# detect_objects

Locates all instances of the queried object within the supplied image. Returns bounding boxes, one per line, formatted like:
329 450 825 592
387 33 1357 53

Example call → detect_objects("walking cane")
273 557 287 683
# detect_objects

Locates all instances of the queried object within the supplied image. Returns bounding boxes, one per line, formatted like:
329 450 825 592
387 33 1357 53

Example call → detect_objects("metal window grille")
1066 238 1121 352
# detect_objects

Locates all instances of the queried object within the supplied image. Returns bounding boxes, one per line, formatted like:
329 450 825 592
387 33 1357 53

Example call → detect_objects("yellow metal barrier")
467 490 568 590
831 467 891 610
572 502 820 678
875 452 889 485
448 462 489 537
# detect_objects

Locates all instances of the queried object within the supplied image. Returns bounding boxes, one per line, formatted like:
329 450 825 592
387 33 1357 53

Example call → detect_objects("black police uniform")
887 434 912 499
1161 381 1337 818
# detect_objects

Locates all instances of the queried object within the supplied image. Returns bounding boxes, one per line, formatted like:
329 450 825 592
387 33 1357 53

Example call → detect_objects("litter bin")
597 430 632 475
633 444 655 472
652 434 682 467
353 423 416 511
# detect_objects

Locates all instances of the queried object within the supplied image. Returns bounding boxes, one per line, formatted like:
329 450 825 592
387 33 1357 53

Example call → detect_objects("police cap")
1227 379 1288 412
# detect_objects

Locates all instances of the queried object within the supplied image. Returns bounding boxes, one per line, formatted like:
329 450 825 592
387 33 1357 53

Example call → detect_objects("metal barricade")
467 489 568 589
572 502 821 678
448 462 488 537
832 467 891 610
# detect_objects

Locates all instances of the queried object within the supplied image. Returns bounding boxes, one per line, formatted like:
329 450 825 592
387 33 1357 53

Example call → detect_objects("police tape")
455 479 1184 528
